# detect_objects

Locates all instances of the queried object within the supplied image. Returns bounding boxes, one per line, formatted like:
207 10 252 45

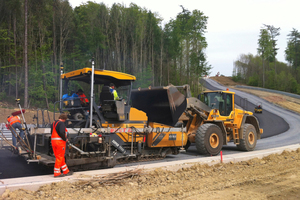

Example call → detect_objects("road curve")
203 78 300 149
202 79 289 138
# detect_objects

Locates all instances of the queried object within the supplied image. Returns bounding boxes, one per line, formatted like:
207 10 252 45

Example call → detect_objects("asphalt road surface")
1 78 299 179
0 147 53 179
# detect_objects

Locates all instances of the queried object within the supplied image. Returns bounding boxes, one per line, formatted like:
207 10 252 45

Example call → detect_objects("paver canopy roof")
61 68 136 87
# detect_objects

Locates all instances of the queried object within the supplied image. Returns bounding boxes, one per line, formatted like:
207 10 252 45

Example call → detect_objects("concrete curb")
1 143 299 195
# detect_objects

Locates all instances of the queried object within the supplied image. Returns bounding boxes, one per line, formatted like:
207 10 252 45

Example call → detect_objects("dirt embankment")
2 149 300 200
209 76 243 86
210 76 300 114
0 108 39 125
0 102 59 126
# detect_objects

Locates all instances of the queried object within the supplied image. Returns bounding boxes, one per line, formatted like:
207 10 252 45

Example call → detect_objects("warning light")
226 88 229 91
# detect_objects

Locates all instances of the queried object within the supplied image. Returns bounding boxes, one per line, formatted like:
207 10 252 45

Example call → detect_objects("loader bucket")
131 85 187 126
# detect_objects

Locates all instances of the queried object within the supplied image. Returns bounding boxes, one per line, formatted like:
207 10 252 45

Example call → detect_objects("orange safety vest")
7 116 21 126
78 93 89 103
51 121 67 141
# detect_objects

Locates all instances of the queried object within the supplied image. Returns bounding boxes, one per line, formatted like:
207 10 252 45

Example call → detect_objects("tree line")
0 0 211 109
233 25 300 94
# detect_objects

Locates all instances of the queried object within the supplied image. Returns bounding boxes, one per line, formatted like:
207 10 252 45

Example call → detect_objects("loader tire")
195 123 223 156
237 123 257 151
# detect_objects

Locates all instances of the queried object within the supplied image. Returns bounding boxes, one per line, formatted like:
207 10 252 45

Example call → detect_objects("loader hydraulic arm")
189 104 208 120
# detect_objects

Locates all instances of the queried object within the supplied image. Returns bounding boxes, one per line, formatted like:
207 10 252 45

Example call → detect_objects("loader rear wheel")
237 123 257 151
195 123 223 156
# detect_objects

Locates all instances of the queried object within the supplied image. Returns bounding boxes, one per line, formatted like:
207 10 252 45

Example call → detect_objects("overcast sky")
69 0 300 76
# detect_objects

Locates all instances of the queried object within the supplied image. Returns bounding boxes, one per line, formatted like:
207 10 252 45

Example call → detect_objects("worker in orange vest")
76 89 89 106
51 113 73 178
7 115 24 147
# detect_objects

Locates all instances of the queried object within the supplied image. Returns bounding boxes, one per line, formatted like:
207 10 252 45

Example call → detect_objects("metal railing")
0 123 34 147
1 130 11 140
1 123 12 148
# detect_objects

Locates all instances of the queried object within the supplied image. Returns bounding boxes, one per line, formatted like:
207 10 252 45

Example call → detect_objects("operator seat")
100 86 120 120
100 86 114 104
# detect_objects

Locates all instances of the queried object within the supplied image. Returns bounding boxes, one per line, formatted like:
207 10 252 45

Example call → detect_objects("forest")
233 26 300 94
1 1 299 109
0 0 210 109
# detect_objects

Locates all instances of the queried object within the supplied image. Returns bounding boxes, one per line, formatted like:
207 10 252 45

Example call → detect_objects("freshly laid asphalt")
0 147 53 179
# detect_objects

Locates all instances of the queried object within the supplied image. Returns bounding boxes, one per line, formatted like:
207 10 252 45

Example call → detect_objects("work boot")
54 174 65 178
65 171 74 176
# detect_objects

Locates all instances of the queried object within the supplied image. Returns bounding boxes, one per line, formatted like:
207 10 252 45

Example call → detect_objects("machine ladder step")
233 128 239 144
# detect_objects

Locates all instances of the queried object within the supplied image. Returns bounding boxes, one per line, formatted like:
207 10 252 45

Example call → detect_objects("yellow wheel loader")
185 88 263 155
131 85 263 156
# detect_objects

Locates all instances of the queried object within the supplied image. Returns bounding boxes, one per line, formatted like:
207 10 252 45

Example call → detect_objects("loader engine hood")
131 85 187 126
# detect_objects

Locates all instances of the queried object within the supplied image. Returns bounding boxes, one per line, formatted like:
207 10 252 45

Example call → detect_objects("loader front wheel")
195 123 223 156
237 123 257 151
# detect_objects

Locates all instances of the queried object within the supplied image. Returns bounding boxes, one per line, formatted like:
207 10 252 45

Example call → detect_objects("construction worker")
51 113 73 178
7 115 24 147
211 97 219 109
109 83 119 100
76 89 89 106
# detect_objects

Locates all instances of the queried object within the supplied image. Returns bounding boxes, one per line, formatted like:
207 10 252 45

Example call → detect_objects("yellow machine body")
60 67 262 159
182 89 263 155
101 107 188 147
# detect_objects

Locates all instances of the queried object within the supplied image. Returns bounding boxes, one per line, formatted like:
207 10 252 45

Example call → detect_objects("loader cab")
59 68 136 128
201 91 234 116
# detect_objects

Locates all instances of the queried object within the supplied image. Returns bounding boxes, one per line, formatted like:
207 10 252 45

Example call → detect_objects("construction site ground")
1 76 300 200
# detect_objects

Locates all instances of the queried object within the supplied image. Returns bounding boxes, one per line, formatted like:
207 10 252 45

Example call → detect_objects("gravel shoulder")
2 149 300 200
